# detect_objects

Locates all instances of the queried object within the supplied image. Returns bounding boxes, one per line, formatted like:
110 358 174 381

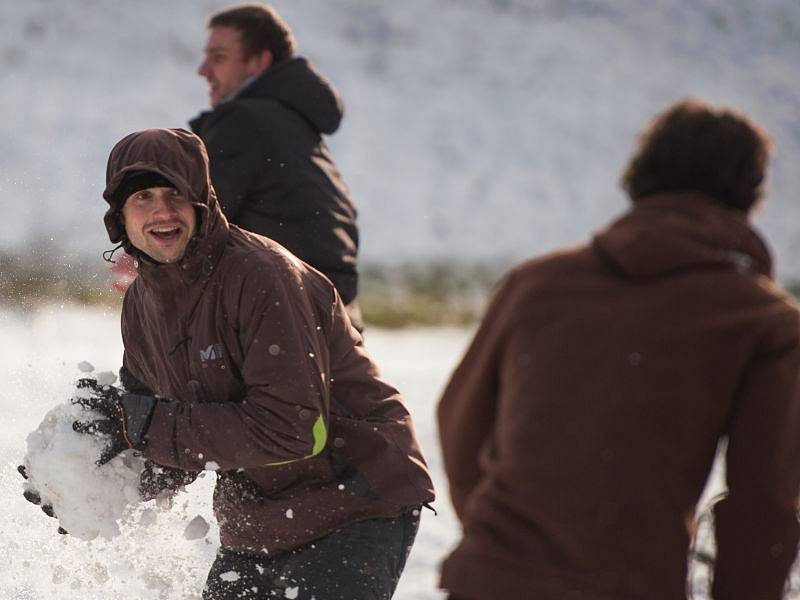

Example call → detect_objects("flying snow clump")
184 514 211 540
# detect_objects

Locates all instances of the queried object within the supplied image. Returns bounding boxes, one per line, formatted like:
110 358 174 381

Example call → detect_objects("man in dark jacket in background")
191 3 363 329
437 99 800 600
81 128 433 599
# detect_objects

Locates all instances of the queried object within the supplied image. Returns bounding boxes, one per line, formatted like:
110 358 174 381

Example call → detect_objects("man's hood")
103 128 220 245
592 192 773 279
242 57 344 134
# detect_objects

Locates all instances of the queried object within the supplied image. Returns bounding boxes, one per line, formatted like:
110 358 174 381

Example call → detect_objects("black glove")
139 460 200 501
71 378 158 465
17 465 68 534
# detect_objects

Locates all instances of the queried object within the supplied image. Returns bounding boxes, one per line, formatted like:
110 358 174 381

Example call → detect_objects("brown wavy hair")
208 4 296 64
621 98 772 212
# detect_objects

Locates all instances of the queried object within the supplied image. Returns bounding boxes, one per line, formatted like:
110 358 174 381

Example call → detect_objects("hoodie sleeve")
142 253 330 472
712 310 800 600
437 271 516 520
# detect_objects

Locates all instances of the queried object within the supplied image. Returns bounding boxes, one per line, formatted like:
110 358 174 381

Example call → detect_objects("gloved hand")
71 378 158 465
139 460 199 502
17 464 68 534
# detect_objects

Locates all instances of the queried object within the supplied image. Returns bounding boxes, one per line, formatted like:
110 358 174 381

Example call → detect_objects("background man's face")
198 26 267 108
121 187 197 264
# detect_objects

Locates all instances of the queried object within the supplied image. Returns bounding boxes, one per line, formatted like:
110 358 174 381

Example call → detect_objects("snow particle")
139 508 158 527
269 344 281 356
91 563 110 584
285 509 294 519
95 371 117 385
219 570 240 582
285 586 299 599
51 565 69 584
205 461 220 471
77 361 94 373
184 515 211 540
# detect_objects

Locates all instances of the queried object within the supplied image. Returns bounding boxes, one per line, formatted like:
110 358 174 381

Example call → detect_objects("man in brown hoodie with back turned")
438 99 800 600
74 128 433 600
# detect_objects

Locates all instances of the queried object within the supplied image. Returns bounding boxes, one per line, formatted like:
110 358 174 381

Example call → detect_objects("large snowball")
21 373 146 540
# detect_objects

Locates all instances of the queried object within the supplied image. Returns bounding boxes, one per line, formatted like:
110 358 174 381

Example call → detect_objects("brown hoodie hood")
592 192 773 279
103 128 221 246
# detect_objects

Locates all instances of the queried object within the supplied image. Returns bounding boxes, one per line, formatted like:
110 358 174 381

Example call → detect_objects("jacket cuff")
119 366 154 395
120 393 158 450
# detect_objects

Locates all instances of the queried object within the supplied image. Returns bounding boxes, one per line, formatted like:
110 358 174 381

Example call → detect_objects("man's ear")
252 49 273 74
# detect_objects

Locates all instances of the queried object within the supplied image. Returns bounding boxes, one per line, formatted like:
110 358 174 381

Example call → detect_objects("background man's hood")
243 57 344 134
103 128 219 244
592 192 773 279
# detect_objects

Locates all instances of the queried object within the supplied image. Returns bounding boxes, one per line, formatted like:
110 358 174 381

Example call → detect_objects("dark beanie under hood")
112 171 177 209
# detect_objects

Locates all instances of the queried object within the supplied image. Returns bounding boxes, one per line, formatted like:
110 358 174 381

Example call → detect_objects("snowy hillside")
2 0 799 279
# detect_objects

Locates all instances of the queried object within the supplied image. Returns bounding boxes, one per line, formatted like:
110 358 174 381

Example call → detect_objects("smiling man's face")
121 187 197 264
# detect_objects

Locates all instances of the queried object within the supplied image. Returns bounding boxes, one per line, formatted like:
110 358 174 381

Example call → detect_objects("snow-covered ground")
0 305 467 599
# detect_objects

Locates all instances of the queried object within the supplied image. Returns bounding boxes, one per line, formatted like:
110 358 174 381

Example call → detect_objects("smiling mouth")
148 225 183 243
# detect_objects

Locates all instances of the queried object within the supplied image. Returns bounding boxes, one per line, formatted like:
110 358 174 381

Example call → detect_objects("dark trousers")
203 511 420 599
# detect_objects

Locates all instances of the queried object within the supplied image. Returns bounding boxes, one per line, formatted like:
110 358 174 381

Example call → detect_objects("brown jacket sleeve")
142 258 330 472
437 272 516 519
713 311 800 600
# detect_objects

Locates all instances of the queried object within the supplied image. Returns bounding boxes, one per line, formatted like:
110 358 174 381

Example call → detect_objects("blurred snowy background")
1 0 799 283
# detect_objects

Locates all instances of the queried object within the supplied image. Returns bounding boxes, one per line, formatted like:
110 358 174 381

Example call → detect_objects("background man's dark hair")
621 98 772 212
208 3 296 63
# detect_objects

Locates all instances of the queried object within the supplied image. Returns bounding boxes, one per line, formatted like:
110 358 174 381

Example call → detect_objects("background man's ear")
256 49 273 73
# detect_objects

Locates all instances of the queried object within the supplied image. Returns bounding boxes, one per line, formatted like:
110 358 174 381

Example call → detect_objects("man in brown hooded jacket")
81 128 433 600
438 99 800 600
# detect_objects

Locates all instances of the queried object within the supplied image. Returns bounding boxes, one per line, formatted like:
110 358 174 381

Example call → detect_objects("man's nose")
197 59 210 78
152 195 179 216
